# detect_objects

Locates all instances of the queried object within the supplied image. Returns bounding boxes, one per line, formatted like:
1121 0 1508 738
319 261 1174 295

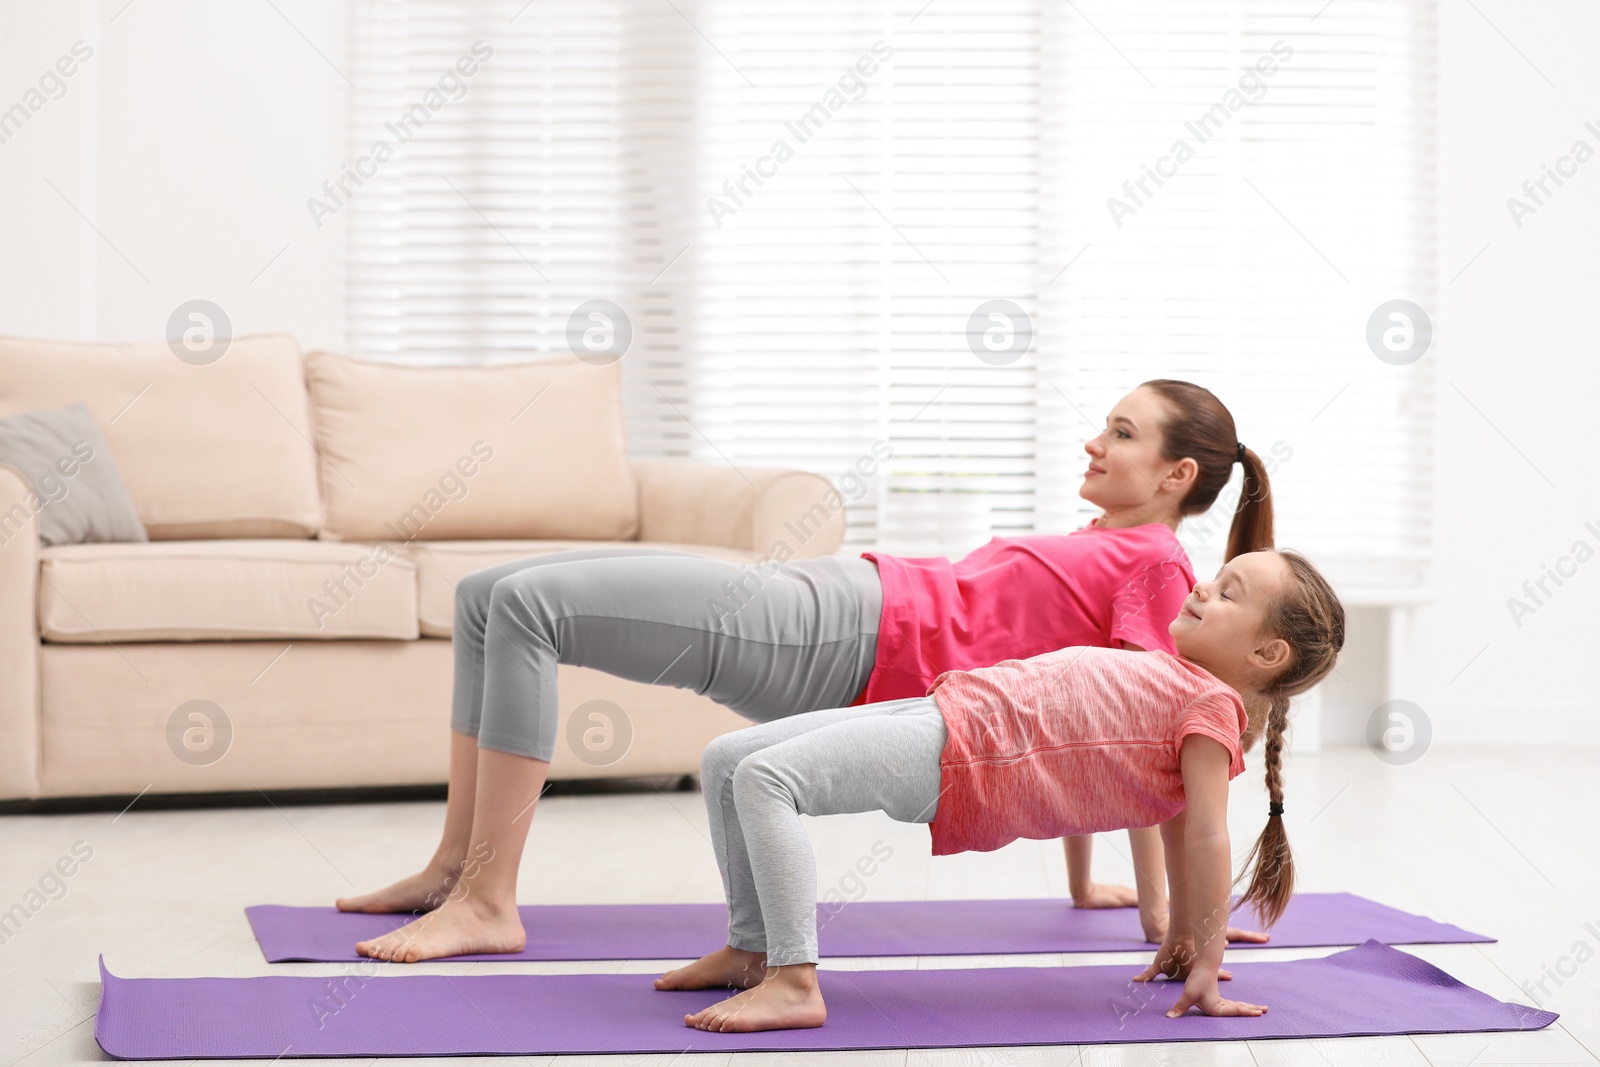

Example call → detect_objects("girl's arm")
1158 734 1268 1018
1135 808 1230 981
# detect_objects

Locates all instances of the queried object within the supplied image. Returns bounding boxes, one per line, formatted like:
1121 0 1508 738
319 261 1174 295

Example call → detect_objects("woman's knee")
483 570 564 636
456 567 500 617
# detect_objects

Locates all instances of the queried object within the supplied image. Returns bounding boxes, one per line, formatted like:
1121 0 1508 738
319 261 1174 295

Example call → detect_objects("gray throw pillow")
0 402 148 546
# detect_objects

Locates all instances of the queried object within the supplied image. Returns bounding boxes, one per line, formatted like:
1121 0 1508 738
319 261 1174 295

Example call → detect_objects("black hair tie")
1236 442 1247 465
1268 801 1284 818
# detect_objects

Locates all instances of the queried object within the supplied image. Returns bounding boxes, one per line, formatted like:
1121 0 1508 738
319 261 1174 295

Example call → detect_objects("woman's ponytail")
1140 380 1273 558
1226 447 1275 561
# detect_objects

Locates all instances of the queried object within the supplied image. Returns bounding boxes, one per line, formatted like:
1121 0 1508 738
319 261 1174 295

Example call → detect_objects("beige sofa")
0 335 845 801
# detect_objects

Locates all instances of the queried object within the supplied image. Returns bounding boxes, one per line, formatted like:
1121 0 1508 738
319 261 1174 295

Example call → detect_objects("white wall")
1417 0 1600 744
0 0 347 348
1 1 1595 745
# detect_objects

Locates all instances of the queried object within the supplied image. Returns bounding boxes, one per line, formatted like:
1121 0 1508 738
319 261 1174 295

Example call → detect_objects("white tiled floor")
2 746 1596 1066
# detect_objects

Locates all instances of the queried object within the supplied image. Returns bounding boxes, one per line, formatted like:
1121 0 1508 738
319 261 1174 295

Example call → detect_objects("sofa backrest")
0 334 322 539
304 350 639 542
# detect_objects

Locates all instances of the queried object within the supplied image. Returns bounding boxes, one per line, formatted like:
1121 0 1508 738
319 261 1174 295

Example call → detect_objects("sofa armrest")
0 464 40 799
631 461 846 558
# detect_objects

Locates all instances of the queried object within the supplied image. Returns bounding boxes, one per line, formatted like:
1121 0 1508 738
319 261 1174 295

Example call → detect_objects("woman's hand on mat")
1071 881 1139 909
1225 925 1270 944
1134 939 1233 983
1165 972 1268 1018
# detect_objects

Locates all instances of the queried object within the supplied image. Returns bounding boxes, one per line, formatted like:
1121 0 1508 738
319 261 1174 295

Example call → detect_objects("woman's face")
1079 387 1181 512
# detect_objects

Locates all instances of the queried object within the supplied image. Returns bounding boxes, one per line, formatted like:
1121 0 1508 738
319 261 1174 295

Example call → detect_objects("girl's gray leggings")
699 696 947 966
451 546 883 761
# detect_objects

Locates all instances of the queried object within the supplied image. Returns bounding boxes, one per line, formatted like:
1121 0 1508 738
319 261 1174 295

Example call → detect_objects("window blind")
347 0 1435 584
1036 2 1437 586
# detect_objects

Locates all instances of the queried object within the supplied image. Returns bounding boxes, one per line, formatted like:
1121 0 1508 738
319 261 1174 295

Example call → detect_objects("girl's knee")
730 750 788 802
700 733 748 785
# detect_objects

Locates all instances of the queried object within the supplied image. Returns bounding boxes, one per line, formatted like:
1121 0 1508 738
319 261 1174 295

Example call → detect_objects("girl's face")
1170 551 1293 684
1078 387 1188 513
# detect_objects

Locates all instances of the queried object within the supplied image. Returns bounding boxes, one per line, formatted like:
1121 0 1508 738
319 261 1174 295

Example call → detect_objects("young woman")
340 380 1276 963
661 549 1346 1033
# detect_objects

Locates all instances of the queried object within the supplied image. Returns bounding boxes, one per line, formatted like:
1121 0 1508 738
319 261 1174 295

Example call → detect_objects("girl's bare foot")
684 964 826 1033
655 946 769 991
337 861 461 915
354 893 525 962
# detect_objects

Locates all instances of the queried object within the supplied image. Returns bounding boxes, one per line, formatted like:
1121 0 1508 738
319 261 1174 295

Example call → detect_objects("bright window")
348 0 1435 585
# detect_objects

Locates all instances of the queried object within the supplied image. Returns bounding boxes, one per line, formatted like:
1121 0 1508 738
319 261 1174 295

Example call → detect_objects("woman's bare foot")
354 893 525 962
337 861 461 915
684 964 826 1033
655 946 769 991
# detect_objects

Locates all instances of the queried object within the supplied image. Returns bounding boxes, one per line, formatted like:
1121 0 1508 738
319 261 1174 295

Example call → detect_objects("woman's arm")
1114 640 1265 945
1061 639 1162 916
1063 836 1125 905
1129 825 1169 940
1115 642 1171 938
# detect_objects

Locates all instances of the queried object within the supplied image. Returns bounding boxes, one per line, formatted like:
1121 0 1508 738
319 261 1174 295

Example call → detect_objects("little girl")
656 548 1345 1032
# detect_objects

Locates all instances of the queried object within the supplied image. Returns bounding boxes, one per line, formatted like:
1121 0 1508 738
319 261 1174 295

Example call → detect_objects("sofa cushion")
305 351 640 543
0 334 322 539
405 540 759 638
38 540 418 643
0 402 148 546
33 639 751 798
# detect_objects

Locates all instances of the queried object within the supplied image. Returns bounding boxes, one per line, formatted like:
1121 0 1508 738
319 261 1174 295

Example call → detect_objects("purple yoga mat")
95 940 1556 1058
247 892 1491 963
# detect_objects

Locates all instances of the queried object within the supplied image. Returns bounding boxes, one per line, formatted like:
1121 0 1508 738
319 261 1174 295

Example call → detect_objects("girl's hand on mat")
1134 940 1233 983
1166 973 1268 1018
1225 925 1270 944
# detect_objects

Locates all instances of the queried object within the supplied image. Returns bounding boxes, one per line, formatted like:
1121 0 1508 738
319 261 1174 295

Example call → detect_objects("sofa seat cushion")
405 540 759 638
38 540 418 643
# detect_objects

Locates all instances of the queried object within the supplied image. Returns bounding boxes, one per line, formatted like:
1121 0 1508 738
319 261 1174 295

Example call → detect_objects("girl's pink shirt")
925 646 1248 856
856 524 1196 706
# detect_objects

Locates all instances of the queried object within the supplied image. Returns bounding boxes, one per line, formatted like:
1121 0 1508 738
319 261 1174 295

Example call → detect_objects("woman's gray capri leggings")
451 546 884 761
